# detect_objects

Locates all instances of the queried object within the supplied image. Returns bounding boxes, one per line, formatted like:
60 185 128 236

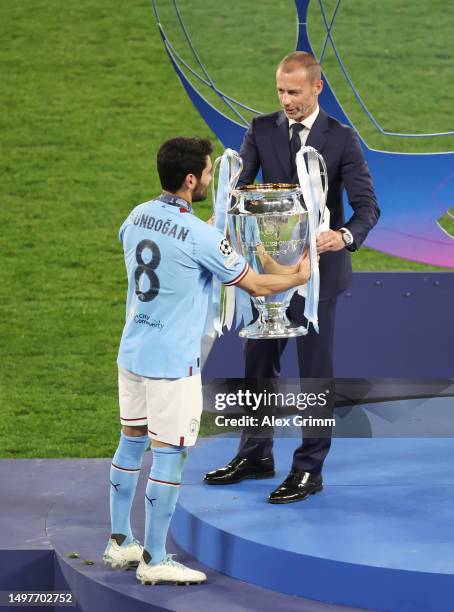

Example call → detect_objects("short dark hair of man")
157 137 213 193
277 51 321 83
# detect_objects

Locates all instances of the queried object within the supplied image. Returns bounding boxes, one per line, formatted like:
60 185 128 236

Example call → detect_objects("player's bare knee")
151 440 188 464
151 439 173 448
122 425 148 437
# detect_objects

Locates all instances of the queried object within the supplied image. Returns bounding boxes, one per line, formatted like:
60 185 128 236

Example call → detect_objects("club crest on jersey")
219 238 233 256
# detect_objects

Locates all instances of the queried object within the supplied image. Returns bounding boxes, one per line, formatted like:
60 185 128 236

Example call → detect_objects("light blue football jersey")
117 195 249 378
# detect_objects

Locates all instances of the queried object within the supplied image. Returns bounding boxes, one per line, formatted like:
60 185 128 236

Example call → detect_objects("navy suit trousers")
237 293 336 474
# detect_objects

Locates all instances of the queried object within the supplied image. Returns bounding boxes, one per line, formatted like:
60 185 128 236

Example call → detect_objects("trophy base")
239 304 308 339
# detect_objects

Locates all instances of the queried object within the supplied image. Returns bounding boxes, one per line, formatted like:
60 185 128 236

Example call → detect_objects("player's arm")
256 244 299 275
235 250 311 297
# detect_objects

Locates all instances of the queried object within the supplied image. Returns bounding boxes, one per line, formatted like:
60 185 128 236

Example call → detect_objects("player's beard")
192 179 208 202
284 101 315 122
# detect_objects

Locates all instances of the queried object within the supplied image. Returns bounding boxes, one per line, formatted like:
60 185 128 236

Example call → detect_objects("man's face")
276 66 323 122
192 155 213 202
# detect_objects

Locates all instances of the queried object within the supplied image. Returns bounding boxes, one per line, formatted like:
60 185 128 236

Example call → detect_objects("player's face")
192 156 213 202
276 67 323 122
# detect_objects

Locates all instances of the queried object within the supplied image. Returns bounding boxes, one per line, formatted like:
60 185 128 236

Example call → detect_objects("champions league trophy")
228 183 309 338
211 147 328 340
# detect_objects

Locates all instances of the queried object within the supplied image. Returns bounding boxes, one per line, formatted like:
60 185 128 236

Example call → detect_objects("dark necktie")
290 122 305 175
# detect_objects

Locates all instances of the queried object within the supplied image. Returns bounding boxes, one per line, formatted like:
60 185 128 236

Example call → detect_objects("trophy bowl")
228 183 309 339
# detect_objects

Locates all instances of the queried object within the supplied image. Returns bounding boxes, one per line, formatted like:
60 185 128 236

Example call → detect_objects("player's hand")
316 230 345 254
297 248 312 283
207 215 215 225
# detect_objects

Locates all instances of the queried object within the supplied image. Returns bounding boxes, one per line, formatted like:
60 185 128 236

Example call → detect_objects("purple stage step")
0 458 360 612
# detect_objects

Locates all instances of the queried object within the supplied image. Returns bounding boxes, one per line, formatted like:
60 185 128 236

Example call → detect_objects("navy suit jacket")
238 108 380 300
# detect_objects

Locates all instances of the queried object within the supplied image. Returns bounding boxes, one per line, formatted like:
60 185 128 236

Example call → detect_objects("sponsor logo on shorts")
219 238 234 256
188 418 199 436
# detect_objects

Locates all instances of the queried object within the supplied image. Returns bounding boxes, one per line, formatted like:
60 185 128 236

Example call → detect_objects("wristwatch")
339 228 354 248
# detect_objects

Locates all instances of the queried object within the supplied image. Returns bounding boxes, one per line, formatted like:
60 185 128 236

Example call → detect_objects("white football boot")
136 554 207 585
102 537 143 569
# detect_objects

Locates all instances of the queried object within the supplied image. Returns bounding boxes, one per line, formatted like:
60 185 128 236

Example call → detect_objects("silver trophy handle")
228 151 243 194
299 145 328 225
211 150 244 218
211 154 223 219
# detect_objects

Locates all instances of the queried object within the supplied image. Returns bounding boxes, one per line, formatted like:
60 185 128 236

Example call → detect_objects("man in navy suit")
204 51 380 503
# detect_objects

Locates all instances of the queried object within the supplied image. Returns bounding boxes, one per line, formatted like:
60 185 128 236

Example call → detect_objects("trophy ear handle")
227 151 243 191
211 154 223 220
212 150 244 219
296 146 328 228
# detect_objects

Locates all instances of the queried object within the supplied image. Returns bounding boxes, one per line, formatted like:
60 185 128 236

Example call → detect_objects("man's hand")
316 230 345 254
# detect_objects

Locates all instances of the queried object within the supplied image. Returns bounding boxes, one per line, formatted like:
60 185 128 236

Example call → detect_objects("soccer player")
102 137 312 585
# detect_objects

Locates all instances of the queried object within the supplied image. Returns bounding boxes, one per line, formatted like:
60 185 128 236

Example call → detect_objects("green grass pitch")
0 0 452 457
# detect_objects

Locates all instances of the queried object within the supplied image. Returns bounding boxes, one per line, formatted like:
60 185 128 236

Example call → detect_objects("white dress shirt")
288 105 320 146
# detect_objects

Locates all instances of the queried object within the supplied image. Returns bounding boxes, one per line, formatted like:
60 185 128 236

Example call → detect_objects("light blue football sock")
143 446 188 565
109 432 149 545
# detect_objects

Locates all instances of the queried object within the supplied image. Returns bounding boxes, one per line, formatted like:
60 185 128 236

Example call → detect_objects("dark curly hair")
157 137 213 192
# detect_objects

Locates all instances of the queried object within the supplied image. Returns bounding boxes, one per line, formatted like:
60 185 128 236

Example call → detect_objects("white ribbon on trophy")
295 145 329 334
202 145 327 363
203 148 242 343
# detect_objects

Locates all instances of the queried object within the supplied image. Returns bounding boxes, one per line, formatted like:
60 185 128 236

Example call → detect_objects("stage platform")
1 402 453 611
175 435 454 611
0 457 361 612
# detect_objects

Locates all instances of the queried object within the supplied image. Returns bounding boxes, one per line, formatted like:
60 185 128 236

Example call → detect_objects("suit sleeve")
238 118 261 187
340 129 380 250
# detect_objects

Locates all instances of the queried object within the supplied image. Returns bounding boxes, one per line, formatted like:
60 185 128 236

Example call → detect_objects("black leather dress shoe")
268 470 323 504
203 456 275 485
